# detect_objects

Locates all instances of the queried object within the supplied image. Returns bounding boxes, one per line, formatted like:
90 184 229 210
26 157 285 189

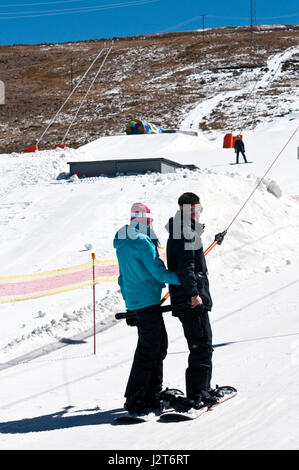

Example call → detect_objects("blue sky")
0 0 298 45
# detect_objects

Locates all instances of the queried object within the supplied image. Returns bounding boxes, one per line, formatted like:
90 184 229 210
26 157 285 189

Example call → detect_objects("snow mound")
76 132 213 164
0 147 75 199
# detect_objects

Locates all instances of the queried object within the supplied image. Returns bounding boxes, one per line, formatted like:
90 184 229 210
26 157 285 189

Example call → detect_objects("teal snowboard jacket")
113 222 180 310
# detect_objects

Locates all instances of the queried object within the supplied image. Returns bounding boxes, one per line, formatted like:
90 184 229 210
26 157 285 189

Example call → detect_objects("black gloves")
214 230 227 245
126 316 138 327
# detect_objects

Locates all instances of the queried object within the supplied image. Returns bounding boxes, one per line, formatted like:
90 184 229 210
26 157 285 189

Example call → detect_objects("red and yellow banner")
0 257 118 304
0 249 166 305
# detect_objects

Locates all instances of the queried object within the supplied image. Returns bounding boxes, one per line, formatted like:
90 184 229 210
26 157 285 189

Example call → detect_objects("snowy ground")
0 51 298 449
0 260 298 450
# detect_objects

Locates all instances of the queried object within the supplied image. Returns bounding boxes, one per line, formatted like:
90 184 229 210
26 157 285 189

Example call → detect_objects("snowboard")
159 386 237 422
206 385 237 409
229 162 252 165
112 388 184 425
159 405 208 421
112 411 157 425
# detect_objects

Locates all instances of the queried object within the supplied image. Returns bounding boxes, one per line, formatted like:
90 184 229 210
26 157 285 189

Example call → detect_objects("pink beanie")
130 202 153 227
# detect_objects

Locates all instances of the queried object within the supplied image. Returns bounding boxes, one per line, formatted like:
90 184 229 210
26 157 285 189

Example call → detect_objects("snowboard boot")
124 397 151 415
169 395 206 413
159 388 185 410
209 385 225 400
145 394 163 414
200 387 224 408
170 396 197 413
125 391 165 415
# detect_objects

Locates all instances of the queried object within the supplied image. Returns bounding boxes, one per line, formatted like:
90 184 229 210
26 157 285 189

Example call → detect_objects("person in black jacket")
234 135 248 164
165 192 222 409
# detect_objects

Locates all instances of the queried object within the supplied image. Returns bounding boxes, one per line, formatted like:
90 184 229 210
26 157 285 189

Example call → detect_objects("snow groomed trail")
0 259 298 450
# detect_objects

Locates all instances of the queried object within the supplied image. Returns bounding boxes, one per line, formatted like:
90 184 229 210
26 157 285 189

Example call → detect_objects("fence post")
92 253 96 355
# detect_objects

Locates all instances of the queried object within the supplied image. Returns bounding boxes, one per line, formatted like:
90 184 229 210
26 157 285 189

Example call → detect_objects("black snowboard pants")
125 305 168 404
177 306 213 399
236 149 248 163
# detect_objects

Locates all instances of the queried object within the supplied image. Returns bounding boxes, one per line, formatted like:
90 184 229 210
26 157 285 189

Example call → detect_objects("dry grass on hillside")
0 25 298 154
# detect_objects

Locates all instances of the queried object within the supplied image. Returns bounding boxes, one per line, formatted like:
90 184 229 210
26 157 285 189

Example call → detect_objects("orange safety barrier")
52 145 67 150
24 145 38 153
223 133 233 148
223 133 243 148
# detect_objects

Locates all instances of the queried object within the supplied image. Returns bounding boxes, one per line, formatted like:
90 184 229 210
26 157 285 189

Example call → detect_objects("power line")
159 13 298 35
0 0 92 7
158 15 202 34
207 13 298 20
253 13 298 19
0 0 159 19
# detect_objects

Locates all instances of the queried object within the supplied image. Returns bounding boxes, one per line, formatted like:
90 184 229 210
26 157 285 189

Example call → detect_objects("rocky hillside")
0 24 298 154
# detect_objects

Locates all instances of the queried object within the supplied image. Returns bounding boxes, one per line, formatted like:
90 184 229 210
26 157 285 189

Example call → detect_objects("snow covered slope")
0 115 298 363
0 50 298 448
75 115 299 195
0 260 298 450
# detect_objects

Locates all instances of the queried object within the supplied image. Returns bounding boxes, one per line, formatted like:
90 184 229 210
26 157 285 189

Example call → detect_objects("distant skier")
113 202 180 415
165 192 224 412
234 135 248 164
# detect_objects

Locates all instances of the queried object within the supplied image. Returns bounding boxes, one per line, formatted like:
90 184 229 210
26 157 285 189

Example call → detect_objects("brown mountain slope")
0 25 298 154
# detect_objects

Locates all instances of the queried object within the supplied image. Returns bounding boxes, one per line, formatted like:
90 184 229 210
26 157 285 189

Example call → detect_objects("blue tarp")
126 120 164 135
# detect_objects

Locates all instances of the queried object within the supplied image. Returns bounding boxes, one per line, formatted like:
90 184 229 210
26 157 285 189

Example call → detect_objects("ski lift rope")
161 124 298 305
226 125 298 231
200 50 298 250
62 41 114 145
36 43 107 145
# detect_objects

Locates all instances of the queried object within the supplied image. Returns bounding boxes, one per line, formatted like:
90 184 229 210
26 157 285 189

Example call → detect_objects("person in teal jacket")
113 202 180 415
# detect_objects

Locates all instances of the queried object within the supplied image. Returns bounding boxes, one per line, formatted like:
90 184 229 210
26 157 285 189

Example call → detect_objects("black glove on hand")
214 230 227 245
126 316 138 327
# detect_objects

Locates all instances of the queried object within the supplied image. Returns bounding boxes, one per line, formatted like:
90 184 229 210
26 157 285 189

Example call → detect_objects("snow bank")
0 147 72 199
0 160 298 362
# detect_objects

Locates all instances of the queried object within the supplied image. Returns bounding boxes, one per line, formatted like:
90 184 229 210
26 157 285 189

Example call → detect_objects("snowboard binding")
159 388 185 409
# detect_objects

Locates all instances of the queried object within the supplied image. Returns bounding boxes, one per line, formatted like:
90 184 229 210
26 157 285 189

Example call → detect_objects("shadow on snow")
0 406 125 434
